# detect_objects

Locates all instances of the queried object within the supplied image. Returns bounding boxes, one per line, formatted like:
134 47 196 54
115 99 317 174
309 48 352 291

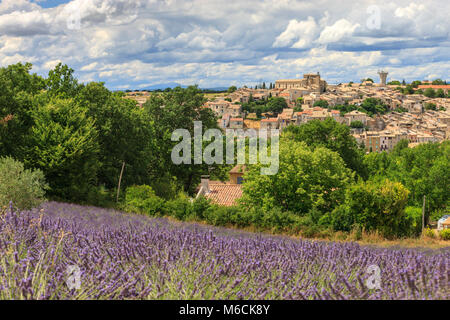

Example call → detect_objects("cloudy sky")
0 0 448 89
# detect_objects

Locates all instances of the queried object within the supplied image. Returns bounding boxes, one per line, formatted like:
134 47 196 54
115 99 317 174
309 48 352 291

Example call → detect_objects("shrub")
259 207 298 232
439 229 450 240
124 185 164 216
349 223 363 241
422 227 435 239
163 193 192 220
300 225 322 238
329 179 410 237
404 206 423 237
0 157 47 210
192 196 211 221
204 205 231 226
228 207 251 228
86 185 115 208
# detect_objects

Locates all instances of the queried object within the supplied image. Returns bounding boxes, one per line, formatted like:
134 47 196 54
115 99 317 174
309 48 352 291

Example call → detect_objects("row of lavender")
0 202 448 299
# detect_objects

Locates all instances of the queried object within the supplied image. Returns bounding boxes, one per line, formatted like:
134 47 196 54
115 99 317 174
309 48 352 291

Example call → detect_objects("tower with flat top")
378 70 388 86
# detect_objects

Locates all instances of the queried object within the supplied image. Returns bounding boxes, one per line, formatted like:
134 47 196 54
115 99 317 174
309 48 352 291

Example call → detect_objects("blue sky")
31 0 71 9
1 0 449 90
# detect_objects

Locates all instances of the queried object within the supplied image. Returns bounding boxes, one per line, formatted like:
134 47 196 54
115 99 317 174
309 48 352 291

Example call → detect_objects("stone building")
275 73 327 93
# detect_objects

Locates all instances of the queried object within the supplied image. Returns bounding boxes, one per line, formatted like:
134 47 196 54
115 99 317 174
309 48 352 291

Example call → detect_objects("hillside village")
125 73 450 154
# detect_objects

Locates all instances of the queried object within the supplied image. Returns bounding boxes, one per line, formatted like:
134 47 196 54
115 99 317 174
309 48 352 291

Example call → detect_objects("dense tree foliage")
283 119 367 178
24 98 100 201
326 98 389 117
325 179 411 237
0 63 45 157
241 139 353 214
241 97 287 117
143 86 223 194
0 63 223 204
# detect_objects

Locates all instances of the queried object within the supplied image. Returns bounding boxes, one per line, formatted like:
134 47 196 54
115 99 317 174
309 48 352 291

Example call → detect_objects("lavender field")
0 202 448 300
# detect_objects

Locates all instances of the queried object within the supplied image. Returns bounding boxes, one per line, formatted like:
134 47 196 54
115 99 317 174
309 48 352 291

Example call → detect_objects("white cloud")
318 19 360 44
273 17 318 48
395 3 425 19
0 0 447 87
80 62 98 71
44 59 62 70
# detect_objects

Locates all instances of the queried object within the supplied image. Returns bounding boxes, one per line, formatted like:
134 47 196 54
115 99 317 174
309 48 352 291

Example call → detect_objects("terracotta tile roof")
230 118 243 121
442 217 450 226
261 118 278 122
205 183 243 206
417 85 450 89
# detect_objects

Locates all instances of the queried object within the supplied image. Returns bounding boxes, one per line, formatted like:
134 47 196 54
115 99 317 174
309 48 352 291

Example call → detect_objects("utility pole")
116 161 125 202
422 195 426 231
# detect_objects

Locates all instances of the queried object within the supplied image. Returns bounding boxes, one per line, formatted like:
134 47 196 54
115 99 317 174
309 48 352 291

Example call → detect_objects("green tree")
425 102 437 111
328 179 410 237
265 97 287 114
423 88 436 98
143 86 222 194
360 98 388 115
386 141 449 217
46 63 81 98
436 89 445 98
240 139 353 215
403 85 414 94
363 151 390 177
227 86 237 93
283 119 367 178
431 79 446 85
24 98 99 201
411 80 421 88
0 63 45 157
76 82 155 190
350 120 364 128
313 100 329 108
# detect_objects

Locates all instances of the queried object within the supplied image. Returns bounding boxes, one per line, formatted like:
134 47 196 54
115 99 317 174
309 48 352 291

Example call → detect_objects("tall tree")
0 63 45 157
143 86 222 194
46 63 81 98
241 139 353 215
283 118 367 179
24 98 99 201
76 82 155 190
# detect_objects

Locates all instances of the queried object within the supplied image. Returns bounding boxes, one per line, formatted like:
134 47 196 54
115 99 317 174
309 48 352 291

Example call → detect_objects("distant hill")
117 83 228 92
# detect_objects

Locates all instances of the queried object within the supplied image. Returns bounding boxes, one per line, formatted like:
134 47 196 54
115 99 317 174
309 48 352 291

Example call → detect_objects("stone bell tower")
378 70 388 86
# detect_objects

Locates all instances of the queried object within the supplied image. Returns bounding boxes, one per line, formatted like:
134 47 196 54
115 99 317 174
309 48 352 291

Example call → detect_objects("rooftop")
204 183 243 207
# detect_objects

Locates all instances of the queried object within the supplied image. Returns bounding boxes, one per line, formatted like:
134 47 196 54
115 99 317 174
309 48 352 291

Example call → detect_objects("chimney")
201 175 210 194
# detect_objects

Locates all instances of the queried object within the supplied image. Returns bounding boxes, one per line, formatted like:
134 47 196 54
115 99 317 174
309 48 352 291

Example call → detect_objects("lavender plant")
0 202 448 300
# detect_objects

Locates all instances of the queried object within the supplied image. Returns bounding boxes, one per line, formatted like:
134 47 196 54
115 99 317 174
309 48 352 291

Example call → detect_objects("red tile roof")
417 85 450 89
261 118 278 122
205 184 243 206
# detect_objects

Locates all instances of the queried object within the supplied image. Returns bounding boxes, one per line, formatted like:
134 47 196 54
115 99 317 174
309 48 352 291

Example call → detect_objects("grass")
163 216 449 250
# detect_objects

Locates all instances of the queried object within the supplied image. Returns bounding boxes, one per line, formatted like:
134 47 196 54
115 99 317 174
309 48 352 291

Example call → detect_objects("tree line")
1 62 448 239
